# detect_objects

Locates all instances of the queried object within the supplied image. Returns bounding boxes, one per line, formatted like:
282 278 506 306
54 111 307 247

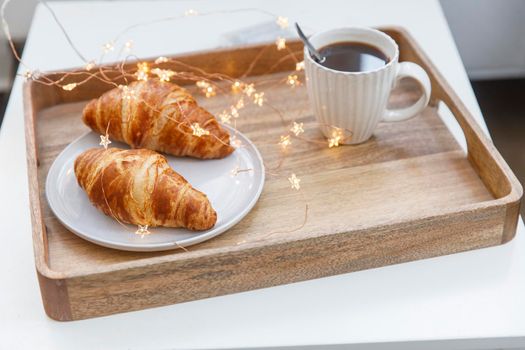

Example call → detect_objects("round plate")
46 127 265 252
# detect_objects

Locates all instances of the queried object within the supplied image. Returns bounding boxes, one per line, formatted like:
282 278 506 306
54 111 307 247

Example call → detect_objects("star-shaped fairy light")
196 80 216 98
136 70 148 81
243 83 256 97
151 68 175 82
219 110 232 124
296 61 305 71
196 80 207 88
253 92 265 106
102 42 114 53
154 56 169 64
205 86 215 97
230 165 240 177
328 136 340 148
135 62 149 81
290 122 304 136
191 122 210 137
23 70 33 80
135 225 151 237
231 135 242 148
286 74 299 88
276 36 286 50
99 134 111 149
235 97 245 110
124 40 134 52
85 61 96 71
119 85 136 100
62 83 77 91
276 16 289 29
231 81 243 93
328 128 344 148
230 106 240 118
137 62 149 72
288 173 301 190
279 135 292 149
184 8 199 16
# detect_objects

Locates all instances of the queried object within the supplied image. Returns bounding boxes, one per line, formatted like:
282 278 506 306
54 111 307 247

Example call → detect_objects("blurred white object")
222 20 295 46
441 0 525 80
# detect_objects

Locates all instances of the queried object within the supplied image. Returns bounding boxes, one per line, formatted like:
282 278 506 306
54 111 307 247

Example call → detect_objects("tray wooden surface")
24 27 522 321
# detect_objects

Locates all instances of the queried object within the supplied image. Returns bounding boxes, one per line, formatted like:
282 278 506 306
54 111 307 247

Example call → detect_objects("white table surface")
1 1 524 349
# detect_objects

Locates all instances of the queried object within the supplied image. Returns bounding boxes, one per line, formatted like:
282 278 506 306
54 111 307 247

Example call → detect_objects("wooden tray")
24 27 522 321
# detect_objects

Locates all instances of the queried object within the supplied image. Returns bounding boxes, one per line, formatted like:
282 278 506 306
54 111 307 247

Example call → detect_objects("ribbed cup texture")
305 56 397 144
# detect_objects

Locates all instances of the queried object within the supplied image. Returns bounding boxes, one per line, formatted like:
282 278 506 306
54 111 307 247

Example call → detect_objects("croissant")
82 79 234 159
74 147 217 230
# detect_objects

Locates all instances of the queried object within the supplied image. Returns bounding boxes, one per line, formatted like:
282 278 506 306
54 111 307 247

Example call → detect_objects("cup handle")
382 62 431 122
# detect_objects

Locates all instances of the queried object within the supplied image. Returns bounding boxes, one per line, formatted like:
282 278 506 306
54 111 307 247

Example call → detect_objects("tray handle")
382 27 521 198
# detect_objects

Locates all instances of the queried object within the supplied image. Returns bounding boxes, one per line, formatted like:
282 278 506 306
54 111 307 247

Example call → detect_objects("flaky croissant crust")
82 79 235 159
74 147 217 230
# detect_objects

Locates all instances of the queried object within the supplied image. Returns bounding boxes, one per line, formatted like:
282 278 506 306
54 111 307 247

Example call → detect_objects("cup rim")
305 26 400 75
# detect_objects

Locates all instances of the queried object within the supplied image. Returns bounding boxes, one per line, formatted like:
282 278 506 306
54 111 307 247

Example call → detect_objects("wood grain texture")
23 27 522 321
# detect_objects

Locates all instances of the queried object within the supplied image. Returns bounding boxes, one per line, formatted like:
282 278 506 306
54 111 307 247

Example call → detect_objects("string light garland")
135 225 151 237
279 135 292 149
230 135 243 148
243 83 255 97
276 16 289 29
23 70 33 80
102 41 115 53
196 80 216 98
124 40 134 51
119 84 137 100
290 122 304 136
288 173 301 190
328 128 344 148
230 106 240 118
276 36 286 50
154 56 169 64
253 92 265 106
286 74 300 87
135 61 150 81
151 68 175 82
219 110 232 124
1 0 352 246
85 61 96 71
235 97 244 110
230 165 240 177
62 82 77 91
99 135 111 149
191 122 210 137
231 81 243 93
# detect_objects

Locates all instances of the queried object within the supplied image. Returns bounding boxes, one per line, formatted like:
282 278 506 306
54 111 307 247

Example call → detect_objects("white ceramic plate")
46 127 265 252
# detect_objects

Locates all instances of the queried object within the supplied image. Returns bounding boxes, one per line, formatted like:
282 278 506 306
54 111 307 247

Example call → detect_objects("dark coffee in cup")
318 41 390 72
304 27 431 144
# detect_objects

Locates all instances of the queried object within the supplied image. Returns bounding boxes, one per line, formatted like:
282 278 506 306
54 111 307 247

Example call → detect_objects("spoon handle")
295 23 324 63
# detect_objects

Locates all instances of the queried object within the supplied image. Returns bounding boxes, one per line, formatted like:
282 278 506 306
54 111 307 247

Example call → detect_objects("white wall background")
441 0 525 80
1 0 39 90
2 0 525 92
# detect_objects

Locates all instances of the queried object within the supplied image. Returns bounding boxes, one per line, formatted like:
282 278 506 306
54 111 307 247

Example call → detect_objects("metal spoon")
295 22 325 63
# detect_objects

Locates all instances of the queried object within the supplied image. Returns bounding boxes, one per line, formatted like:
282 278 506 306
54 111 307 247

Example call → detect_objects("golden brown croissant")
74 147 217 230
82 79 234 159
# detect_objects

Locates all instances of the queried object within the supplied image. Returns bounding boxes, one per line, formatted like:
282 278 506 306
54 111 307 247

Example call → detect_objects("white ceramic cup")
304 27 431 144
